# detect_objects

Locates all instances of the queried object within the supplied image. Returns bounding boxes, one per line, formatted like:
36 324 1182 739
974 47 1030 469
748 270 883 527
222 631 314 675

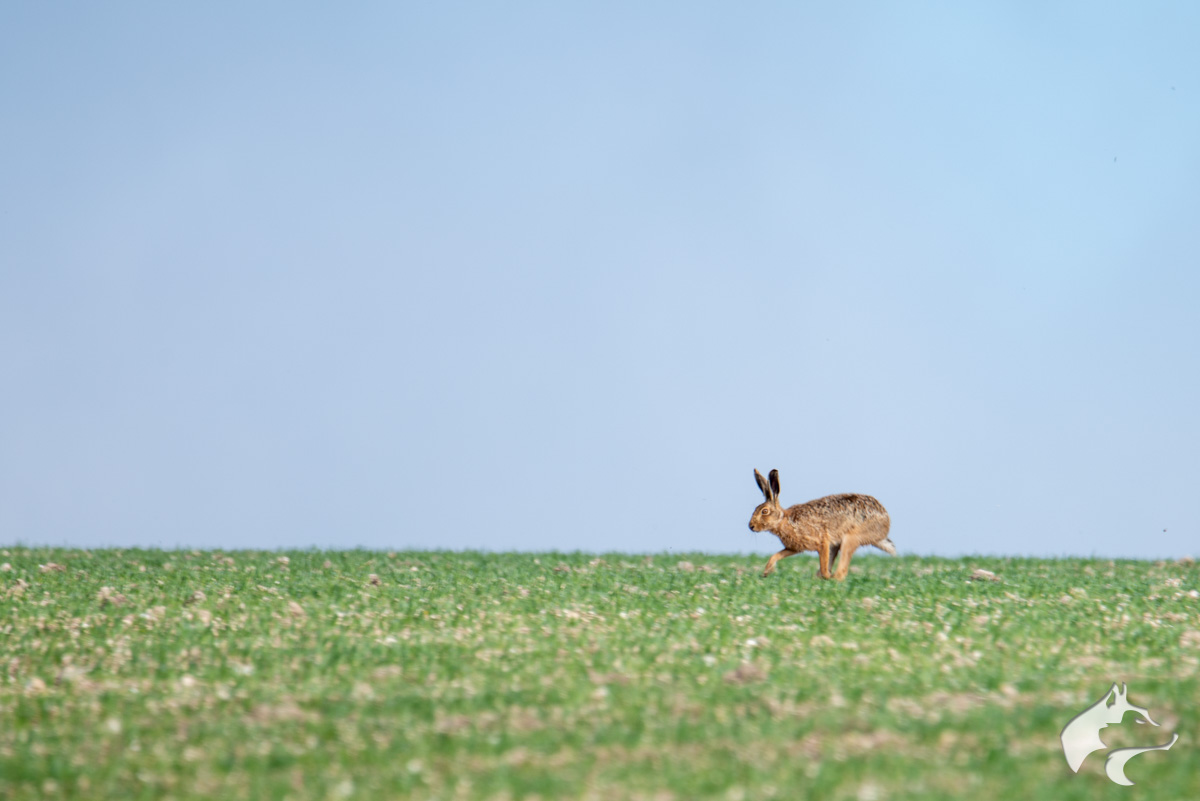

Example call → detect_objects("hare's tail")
874 538 897 556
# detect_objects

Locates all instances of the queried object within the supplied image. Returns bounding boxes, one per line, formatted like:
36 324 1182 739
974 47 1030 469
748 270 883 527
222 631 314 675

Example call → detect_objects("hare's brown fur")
749 468 894 580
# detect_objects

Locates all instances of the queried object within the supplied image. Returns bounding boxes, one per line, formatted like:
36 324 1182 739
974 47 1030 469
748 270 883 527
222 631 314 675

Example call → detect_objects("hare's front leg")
762 548 797 577
817 537 834 580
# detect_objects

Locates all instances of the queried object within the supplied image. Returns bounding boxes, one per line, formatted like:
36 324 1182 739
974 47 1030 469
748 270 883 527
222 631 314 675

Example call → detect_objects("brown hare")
749 468 894 580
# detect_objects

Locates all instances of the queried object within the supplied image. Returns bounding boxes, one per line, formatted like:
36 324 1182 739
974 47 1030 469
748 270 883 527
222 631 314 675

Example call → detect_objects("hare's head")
749 469 783 532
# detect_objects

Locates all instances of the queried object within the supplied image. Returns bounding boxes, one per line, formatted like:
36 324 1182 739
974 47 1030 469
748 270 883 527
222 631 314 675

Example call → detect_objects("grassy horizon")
2 548 1198 800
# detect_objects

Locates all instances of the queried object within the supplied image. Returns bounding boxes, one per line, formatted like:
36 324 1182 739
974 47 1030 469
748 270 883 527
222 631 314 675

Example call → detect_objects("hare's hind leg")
833 537 861 581
762 548 798 577
835 517 890 579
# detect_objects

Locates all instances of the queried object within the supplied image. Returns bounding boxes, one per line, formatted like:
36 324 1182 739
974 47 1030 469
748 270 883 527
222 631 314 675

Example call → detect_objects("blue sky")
2 3 1198 557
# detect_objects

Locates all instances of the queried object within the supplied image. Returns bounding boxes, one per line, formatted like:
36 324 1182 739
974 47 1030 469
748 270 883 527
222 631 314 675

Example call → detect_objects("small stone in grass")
723 663 767 684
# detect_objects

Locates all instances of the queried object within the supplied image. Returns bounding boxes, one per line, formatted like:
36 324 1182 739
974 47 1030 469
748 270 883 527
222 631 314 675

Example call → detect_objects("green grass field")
1 548 1197 800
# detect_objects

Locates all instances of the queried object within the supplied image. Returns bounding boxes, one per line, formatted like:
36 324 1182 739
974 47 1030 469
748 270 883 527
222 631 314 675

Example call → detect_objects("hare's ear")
768 469 780 500
754 469 774 503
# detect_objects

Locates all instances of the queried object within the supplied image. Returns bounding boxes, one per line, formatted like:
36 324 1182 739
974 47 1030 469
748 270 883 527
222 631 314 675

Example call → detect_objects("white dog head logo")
1061 683 1178 785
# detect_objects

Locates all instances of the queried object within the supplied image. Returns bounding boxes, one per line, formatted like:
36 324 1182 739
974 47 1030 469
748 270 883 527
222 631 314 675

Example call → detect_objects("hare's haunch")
749 468 894 580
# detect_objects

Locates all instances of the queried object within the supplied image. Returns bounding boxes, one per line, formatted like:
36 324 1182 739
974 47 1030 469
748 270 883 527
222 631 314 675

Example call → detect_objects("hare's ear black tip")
768 469 780 498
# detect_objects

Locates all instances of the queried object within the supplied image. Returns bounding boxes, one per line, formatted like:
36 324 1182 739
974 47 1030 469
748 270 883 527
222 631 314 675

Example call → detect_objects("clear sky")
2 4 1198 557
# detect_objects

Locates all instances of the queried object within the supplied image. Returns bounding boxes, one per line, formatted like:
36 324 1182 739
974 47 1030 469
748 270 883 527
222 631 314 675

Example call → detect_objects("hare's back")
790 493 888 524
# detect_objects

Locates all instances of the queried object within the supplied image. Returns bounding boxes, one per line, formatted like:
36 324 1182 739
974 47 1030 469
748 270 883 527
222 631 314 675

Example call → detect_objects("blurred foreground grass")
1 548 1198 800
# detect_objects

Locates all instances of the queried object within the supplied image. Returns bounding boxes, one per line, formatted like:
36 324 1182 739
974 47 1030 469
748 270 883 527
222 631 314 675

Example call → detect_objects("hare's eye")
760 508 770 516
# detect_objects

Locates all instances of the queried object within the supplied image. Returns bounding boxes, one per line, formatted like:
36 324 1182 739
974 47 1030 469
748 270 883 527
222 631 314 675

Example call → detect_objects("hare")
749 468 894 580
